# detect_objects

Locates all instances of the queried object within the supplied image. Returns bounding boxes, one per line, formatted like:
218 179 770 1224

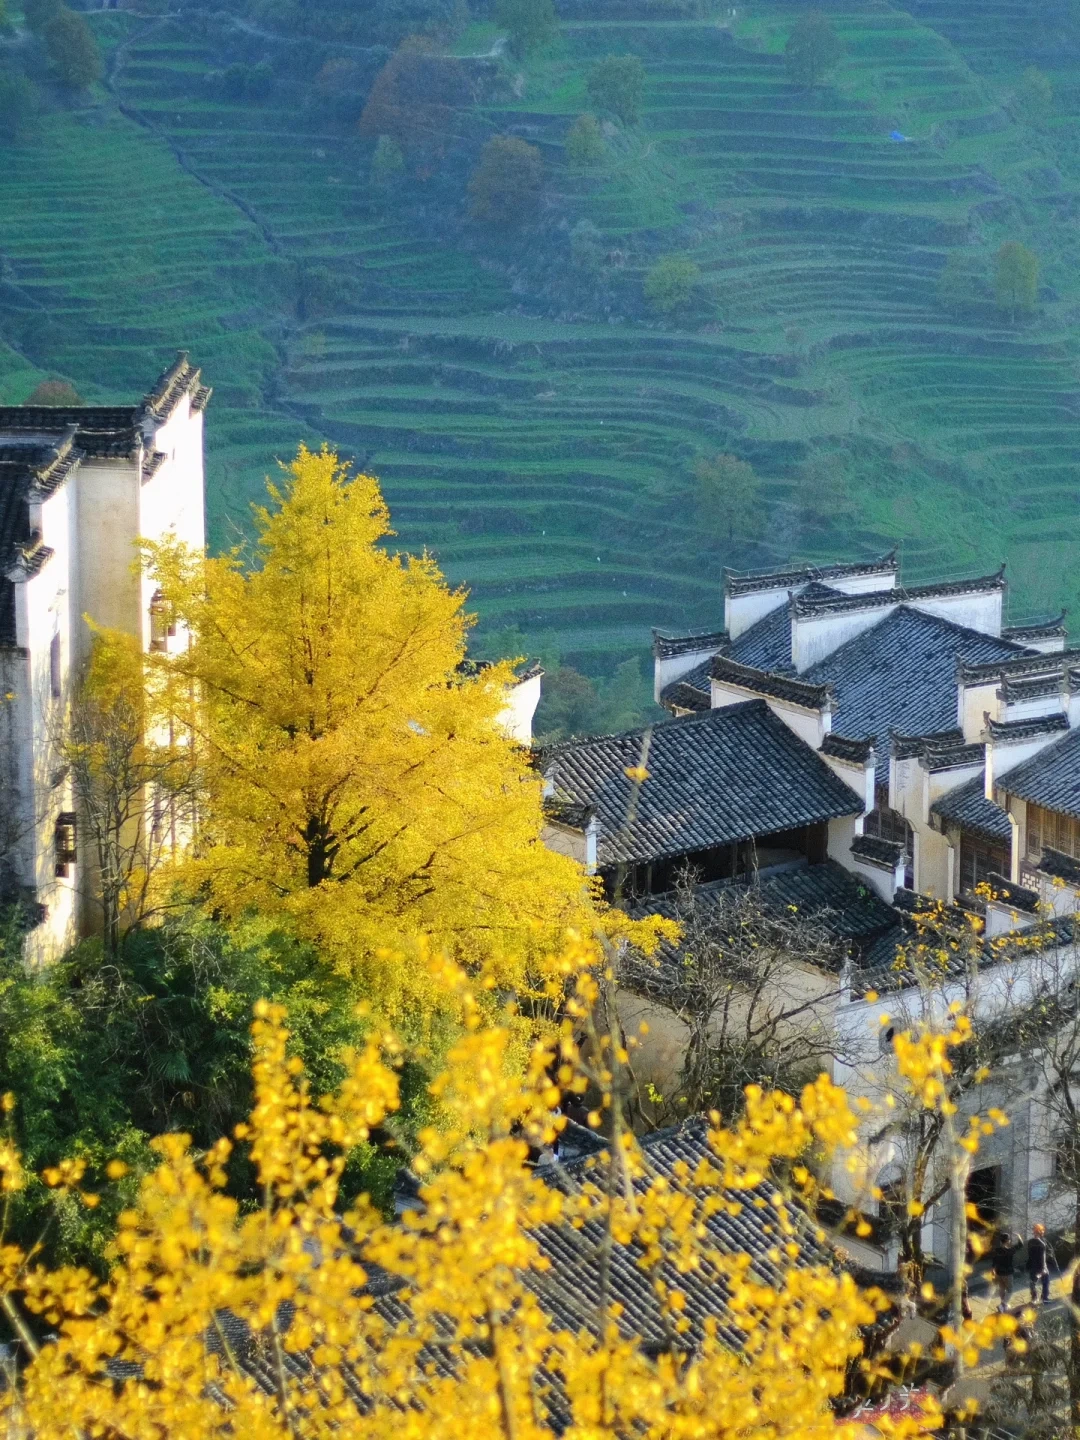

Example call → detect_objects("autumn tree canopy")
144 446 612 1018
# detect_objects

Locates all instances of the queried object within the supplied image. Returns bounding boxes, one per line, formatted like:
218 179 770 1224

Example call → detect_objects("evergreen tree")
644 253 700 313
693 452 763 544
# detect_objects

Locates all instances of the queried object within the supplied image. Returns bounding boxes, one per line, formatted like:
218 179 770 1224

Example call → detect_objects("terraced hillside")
1 0 1079 672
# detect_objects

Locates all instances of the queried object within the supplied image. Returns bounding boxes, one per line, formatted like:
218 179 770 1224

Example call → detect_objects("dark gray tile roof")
986 713 1069 742
630 859 899 965
711 656 833 711
652 627 728 659
997 723 1080 820
984 872 1038 914
791 569 1006 622
726 598 796 672
1037 847 1080 886
959 648 1080 685
930 773 1012 842
543 701 863 870
851 834 904 869
892 727 963 761
662 679 711 713
531 1116 834 1353
821 733 875 764
802 607 1029 742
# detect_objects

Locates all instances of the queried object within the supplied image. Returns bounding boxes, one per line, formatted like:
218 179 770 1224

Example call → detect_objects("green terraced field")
1 0 1079 672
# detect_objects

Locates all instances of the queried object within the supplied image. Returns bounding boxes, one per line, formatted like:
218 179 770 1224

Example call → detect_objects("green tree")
494 0 556 59
644 253 700 314
468 134 543 226
24 377 81 404
43 7 101 91
587 53 645 125
565 111 606 166
0 69 37 142
371 133 405 188
784 11 844 89
994 240 1039 320
693 452 763 544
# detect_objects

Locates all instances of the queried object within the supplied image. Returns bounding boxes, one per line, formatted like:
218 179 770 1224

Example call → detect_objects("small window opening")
49 632 62 700
150 591 168 651
54 811 77 877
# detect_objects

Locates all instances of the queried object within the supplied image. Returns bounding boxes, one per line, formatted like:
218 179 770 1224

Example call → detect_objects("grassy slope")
1 0 1078 669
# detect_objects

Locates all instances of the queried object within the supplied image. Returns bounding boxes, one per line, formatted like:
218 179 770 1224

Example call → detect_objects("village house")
540 554 1080 1268
0 355 209 962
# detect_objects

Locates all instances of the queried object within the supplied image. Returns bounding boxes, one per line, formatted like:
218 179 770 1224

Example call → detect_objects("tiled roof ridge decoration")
983 871 1039 914
790 567 1007 620
139 351 203 423
652 627 729 659
7 538 55 580
1037 846 1080 887
959 648 1080 684
142 450 168 481
1003 611 1068 642
920 738 985 772
1001 672 1072 702
710 655 834 711
891 727 964 761
25 428 83 501
662 679 711 713
191 383 212 415
850 833 905 869
820 733 875 764
723 550 897 598
892 886 971 927
985 712 1070 742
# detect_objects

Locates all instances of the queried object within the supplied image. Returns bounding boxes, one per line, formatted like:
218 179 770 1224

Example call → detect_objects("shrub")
468 134 543 227
935 251 985 312
587 53 645 126
994 240 1039 319
43 7 101 91
0 68 37 142
784 11 843 88
644 253 700 313
25 377 82 404
565 111 606 166
494 0 556 60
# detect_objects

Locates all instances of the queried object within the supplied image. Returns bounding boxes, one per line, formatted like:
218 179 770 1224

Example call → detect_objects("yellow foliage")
143 446 667 1023
0 939 1013 1440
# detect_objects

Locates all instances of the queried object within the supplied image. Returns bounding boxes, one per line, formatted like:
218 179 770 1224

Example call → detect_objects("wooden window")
149 591 168 652
958 833 1008 894
1026 803 1080 861
54 812 77 877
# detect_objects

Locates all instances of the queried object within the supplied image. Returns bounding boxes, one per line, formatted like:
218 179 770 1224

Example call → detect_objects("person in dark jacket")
1027 1223 1051 1304
990 1229 1022 1311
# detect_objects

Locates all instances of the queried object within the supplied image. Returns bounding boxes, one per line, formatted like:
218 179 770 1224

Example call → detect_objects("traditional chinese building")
0 355 208 961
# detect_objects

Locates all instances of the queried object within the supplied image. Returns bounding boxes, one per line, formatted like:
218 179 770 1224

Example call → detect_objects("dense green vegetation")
2 0 1080 704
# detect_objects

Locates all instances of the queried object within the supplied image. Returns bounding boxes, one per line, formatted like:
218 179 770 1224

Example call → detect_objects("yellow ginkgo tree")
143 446 646 1024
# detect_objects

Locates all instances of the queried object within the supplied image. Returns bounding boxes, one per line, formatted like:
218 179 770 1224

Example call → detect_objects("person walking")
990 1228 1021 1312
1027 1223 1051 1305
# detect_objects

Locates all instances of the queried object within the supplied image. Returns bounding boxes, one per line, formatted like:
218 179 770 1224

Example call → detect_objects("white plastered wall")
791 603 897 673
500 671 542 745
907 587 1002 636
